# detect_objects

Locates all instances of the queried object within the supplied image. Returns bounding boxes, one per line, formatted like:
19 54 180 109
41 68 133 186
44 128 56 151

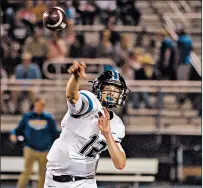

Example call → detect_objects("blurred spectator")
2 31 21 77
176 24 192 80
128 48 143 72
116 0 141 25
15 52 41 79
188 67 202 117
114 34 130 64
64 1 76 24
95 1 117 25
33 0 48 25
69 34 84 58
115 58 134 120
105 18 120 46
157 30 177 80
17 1 37 25
116 58 134 80
0 66 8 82
2 0 15 25
47 32 67 60
96 29 114 59
8 10 33 46
135 54 158 80
73 0 97 25
10 98 60 188
147 38 156 54
1 66 8 97
175 24 193 105
132 54 156 109
69 33 94 58
96 29 116 72
1 66 12 114
23 26 48 78
14 52 41 114
47 0 57 8
46 32 67 75
134 26 146 47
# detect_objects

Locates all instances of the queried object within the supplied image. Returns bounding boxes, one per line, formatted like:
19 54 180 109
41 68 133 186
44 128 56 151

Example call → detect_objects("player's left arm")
98 108 126 170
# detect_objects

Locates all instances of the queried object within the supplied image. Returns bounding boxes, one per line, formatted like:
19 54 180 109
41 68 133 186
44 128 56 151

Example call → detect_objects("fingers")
73 60 86 69
104 108 110 120
98 118 103 124
79 71 87 79
80 61 86 69
67 61 86 78
79 61 87 78
73 60 80 67
98 115 104 121
98 109 110 124
67 61 79 74
67 67 76 74
69 67 75 73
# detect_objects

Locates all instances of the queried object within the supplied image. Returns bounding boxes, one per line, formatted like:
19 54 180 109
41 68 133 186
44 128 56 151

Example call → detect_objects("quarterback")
44 61 129 188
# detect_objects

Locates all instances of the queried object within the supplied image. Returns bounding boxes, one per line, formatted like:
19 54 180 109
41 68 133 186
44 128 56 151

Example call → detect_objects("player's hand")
98 108 111 135
10 135 17 143
67 60 87 79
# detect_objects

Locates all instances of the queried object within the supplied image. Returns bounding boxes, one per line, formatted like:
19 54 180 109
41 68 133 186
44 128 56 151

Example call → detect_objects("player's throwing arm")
66 60 87 104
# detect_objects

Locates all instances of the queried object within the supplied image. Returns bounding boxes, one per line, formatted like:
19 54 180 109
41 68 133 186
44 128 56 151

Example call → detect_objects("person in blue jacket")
157 29 177 80
176 24 193 80
10 98 60 188
14 52 42 114
176 24 193 104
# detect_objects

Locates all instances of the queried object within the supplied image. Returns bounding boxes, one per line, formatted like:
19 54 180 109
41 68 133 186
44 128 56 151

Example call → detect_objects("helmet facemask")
91 70 130 109
93 82 128 109
101 85 121 108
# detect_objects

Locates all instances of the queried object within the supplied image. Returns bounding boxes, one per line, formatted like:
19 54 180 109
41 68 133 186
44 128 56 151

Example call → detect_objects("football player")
44 61 129 188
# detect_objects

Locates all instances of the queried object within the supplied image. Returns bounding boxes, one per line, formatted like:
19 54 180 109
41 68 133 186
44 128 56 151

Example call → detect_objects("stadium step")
126 116 156 126
161 109 198 118
160 124 201 135
127 108 198 118
160 117 189 126
126 124 157 134
127 108 159 116
191 118 201 126
126 124 201 135
126 116 200 127
1 115 21 123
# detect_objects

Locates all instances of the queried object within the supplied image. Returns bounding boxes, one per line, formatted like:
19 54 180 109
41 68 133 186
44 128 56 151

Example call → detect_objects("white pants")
44 171 97 188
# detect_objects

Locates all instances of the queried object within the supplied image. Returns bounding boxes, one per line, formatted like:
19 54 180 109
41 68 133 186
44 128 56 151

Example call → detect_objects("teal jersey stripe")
70 92 93 118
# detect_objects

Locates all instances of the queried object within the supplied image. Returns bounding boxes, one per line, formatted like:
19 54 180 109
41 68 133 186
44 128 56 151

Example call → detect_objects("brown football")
43 7 67 31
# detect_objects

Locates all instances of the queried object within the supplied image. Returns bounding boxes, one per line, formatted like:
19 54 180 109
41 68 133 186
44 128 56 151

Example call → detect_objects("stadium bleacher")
1 0 201 188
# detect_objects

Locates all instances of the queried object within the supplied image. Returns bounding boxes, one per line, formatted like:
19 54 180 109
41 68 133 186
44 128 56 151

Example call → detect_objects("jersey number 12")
79 135 107 158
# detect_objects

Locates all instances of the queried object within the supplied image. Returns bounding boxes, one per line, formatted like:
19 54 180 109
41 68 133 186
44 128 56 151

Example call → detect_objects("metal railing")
42 58 114 79
178 1 192 13
167 1 190 26
1 79 201 93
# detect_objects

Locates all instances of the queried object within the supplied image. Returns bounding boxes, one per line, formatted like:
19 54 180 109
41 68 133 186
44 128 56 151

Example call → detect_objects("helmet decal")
112 70 119 80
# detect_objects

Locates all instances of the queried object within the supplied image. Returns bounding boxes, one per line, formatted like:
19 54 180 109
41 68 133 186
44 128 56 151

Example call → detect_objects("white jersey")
46 90 125 177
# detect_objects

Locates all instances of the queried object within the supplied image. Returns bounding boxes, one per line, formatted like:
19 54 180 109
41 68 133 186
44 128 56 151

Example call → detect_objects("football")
42 7 67 31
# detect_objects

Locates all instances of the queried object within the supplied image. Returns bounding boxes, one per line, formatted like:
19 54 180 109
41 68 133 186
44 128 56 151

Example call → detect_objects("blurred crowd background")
1 0 201 115
1 0 202 188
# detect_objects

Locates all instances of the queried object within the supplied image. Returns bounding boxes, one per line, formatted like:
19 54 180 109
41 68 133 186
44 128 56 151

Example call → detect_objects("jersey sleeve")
67 90 97 118
112 118 125 144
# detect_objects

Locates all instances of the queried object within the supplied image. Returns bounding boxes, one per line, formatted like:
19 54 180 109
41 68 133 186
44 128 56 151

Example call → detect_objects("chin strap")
101 100 117 109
